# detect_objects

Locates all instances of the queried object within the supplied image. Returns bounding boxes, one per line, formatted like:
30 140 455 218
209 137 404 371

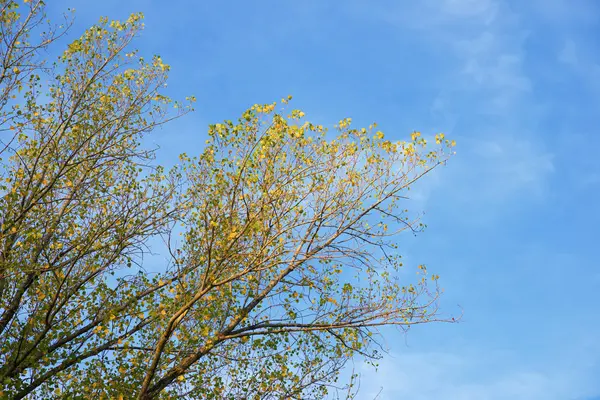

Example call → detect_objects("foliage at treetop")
0 1 456 399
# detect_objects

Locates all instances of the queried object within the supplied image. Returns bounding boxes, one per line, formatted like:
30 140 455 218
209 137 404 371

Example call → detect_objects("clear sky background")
46 1 600 399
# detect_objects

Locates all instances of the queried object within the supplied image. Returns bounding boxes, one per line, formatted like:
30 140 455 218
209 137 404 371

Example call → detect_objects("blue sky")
46 1 600 398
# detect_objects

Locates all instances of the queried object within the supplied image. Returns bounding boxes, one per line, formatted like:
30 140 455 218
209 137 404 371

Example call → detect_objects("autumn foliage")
0 1 455 399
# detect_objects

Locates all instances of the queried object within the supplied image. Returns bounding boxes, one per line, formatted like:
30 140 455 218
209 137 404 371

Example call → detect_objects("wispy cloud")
356 0 553 213
453 136 553 203
357 348 600 400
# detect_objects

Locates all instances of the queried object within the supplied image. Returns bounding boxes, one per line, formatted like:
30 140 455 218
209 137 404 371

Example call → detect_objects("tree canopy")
0 2 455 399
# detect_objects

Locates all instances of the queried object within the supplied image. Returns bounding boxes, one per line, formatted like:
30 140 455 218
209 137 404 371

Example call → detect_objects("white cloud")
405 133 554 217
351 0 531 116
459 29 528 75
410 1 551 210
359 1 553 213
356 349 599 400
469 136 553 198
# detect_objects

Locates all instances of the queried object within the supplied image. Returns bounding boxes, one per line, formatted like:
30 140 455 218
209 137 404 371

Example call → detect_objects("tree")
0 2 456 399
